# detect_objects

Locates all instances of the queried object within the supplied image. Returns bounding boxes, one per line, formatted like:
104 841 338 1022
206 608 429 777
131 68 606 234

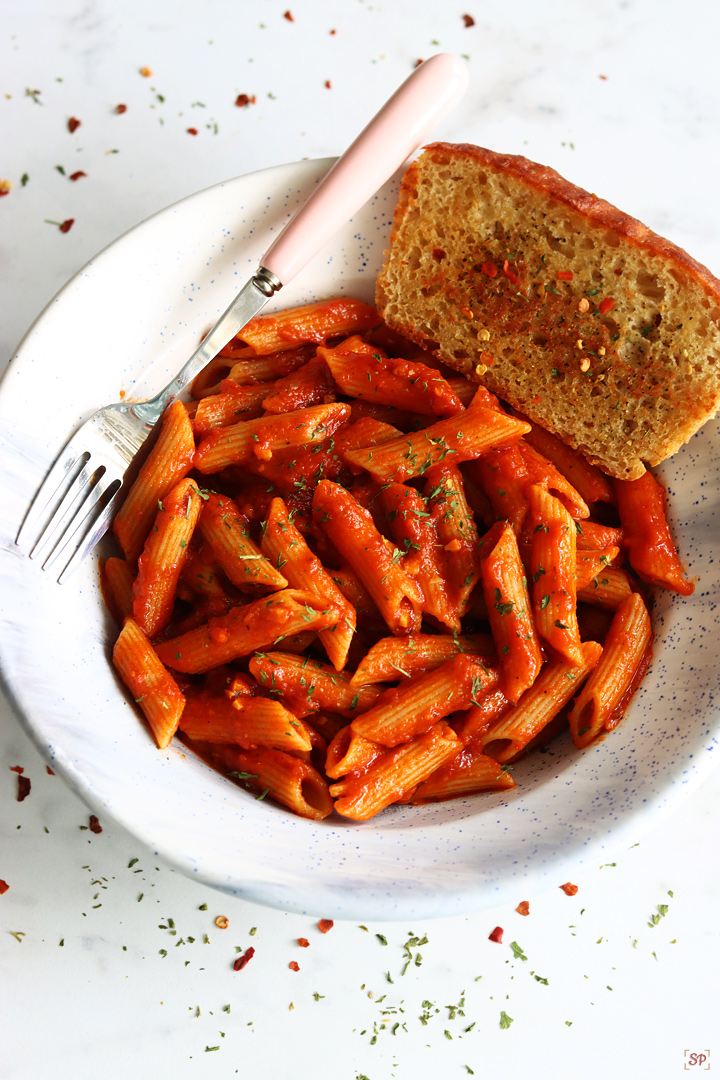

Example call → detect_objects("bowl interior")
1 158 718 919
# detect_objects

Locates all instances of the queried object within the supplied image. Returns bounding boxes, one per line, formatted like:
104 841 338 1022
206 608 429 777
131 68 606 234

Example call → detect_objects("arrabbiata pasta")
102 298 694 821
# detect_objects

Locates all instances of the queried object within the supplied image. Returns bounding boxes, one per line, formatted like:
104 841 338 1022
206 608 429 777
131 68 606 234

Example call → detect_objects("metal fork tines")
16 404 153 583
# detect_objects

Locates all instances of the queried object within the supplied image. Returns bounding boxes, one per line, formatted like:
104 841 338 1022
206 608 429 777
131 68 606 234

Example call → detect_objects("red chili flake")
139 66 152 78
89 815 102 834
46 766 55 775
235 94 256 108
560 882 578 896
186 127 199 136
298 938 310 948
324 80 332 89
289 960 300 971
318 919 334 934
59 218 74 233
283 9 294 20
414 58 424 68
463 13 475 26
557 270 574 281
69 170 87 181
329 28 337 35
502 259 521 286
233 945 255 971
480 260 498 278
115 104 128 114
17 775 31 802
0 880 9 895
10 765 24 774
599 73 608 81
515 901 530 916
479 350 495 366
0 181 11 197
488 925 504 943
599 297 614 314
68 117 81 133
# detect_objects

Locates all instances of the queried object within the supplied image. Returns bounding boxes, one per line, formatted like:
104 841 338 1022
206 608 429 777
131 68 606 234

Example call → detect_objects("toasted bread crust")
376 143 720 479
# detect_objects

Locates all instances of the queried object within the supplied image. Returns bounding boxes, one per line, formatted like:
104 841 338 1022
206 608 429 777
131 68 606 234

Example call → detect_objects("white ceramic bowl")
1 159 718 920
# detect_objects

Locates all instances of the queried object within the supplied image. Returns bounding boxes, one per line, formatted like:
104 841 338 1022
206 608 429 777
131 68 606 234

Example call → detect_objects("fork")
15 54 468 583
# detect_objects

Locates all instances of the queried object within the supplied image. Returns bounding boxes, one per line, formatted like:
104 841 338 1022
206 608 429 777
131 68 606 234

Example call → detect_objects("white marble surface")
1 1 719 1076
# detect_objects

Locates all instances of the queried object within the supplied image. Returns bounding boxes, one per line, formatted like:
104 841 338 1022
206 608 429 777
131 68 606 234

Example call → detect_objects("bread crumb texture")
376 143 720 479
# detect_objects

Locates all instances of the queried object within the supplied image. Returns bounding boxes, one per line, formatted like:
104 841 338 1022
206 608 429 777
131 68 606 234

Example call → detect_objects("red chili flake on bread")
559 882 579 896
480 260 498 278
298 937 310 947
0 880 9 895
233 946 255 970
289 960 300 971
68 117 81 133
59 218 74 233
557 270 574 281
488 925 504 943
235 94 256 107
462 14 475 26
502 259 521 286
115 104 127 114
318 919 334 933
69 171 87 181
89 815 102 833
17 776 31 801
187 127 198 136
599 297 614 314
515 900 530 916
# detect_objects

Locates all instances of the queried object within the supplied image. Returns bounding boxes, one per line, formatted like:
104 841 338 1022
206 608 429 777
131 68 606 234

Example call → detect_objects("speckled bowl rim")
0 158 718 920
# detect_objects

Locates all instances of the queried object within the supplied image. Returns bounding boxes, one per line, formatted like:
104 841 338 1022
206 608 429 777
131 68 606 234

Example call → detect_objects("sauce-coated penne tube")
207 743 333 820
261 497 356 670
132 478 203 638
568 592 653 749
425 466 481 619
179 689 312 754
227 298 379 356
479 641 603 763
193 382 269 434
518 415 615 505
261 355 337 414
342 407 531 483
320 346 464 418
614 470 694 594
100 556 134 624
409 748 516 803
155 590 340 673
350 654 499 747
528 484 584 665
575 547 621 592
249 651 381 718
198 492 287 592
331 723 461 821
313 480 423 635
480 520 543 703
112 617 185 750
350 632 495 687
577 567 634 609
113 401 196 563
194 403 351 474
325 726 384 780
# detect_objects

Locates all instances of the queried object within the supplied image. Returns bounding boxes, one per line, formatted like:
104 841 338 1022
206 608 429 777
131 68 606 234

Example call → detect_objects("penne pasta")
350 631 495 687
198 491 287 592
179 688 312 754
206 743 333 820
112 617 185 750
409 748 517 803
249 651 381 718
614 470 694 595
528 484 584 666
568 592 653 748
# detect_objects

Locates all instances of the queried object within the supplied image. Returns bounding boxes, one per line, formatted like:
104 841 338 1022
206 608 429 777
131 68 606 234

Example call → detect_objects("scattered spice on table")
233 946 255 971
0 180 12 196
89 815 102 833
46 766 54 775
17 775 31 801
283 10 294 21
69 170 87 181
516 901 530 916
463 14 475 26
115 103 127 113
235 94 256 107
67 117 81 133
187 127 198 135
488 926 504 943
289 960 300 971
215 916 229 929
560 882 579 896
318 919 334 934
298 937 310 947
0 880 9 895
139 66 152 77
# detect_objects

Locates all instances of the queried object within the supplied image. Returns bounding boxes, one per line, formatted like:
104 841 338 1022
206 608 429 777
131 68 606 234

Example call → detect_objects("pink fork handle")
260 53 469 286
